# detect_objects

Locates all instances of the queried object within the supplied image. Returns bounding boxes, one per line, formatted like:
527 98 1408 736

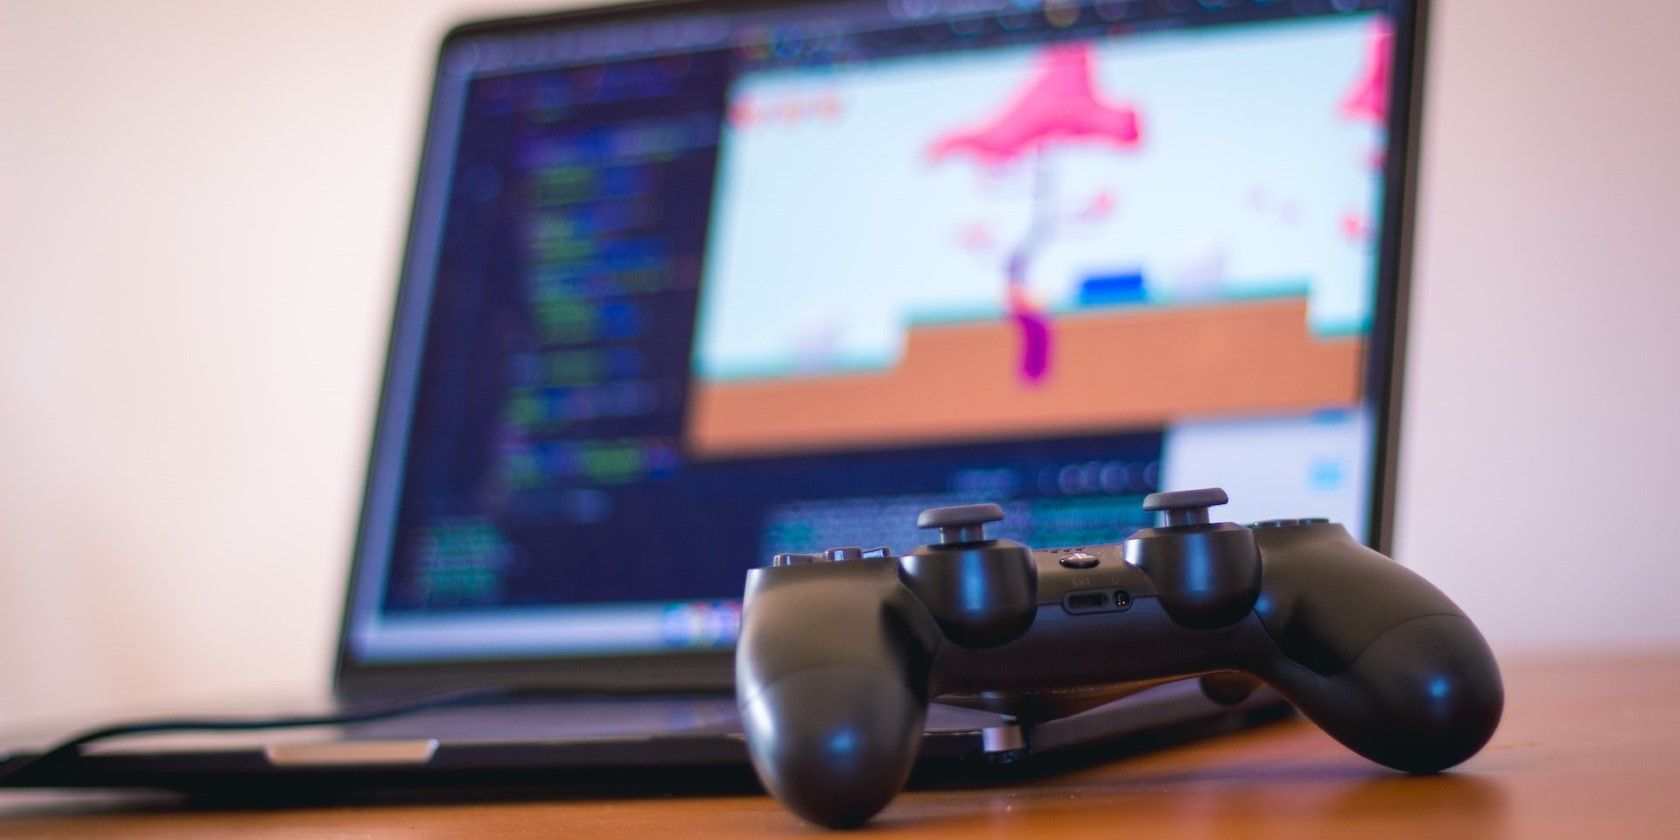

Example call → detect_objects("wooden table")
2 652 1676 838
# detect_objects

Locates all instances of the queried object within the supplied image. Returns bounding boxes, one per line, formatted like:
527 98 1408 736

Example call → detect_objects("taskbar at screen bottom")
352 600 741 663
351 409 1373 664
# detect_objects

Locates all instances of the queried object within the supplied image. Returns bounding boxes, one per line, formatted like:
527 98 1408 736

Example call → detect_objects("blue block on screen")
1078 271 1148 307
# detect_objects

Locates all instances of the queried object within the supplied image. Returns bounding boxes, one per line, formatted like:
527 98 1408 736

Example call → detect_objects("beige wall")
2 0 1676 726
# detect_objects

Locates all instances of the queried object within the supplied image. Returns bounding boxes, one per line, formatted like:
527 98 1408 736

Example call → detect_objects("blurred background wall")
1 0 1676 725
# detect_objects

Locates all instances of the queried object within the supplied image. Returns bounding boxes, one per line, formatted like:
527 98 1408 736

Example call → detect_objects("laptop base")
0 681 1286 793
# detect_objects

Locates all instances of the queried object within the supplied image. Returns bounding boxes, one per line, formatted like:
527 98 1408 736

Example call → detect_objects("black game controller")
734 488 1503 828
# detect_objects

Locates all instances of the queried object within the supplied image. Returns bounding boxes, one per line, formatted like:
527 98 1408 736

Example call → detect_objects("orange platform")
688 297 1362 458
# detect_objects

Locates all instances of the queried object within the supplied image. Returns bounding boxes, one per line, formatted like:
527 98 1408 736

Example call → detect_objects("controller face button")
1058 551 1100 569
1249 518 1331 529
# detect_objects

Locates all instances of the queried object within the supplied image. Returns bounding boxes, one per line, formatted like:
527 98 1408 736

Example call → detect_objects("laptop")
0 0 1426 790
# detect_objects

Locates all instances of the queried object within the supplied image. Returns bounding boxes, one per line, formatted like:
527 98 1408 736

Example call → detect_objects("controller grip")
1265 613 1503 773
1249 524 1503 771
736 565 939 827
739 664 927 827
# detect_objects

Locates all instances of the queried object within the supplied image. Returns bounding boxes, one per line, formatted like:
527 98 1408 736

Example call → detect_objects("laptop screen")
345 0 1417 665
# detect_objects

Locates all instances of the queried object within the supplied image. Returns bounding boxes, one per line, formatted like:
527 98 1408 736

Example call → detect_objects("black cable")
0 685 584 787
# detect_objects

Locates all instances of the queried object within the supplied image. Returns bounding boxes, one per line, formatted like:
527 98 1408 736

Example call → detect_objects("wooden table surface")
2 652 1676 838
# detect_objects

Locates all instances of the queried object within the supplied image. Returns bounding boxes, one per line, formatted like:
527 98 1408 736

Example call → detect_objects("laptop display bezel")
332 0 1430 700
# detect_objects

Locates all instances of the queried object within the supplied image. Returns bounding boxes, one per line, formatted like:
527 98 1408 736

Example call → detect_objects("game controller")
735 488 1503 828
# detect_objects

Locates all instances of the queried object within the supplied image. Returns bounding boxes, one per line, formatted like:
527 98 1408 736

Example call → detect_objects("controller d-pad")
823 546 892 561
772 552 825 566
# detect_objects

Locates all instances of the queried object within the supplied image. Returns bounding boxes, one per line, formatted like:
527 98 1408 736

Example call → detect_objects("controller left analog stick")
901 503 1036 648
